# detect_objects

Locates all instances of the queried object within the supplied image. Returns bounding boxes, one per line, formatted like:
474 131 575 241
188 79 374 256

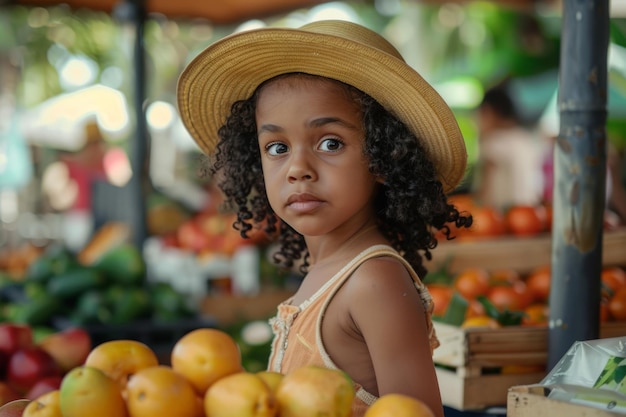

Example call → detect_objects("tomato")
504 205 547 236
525 265 551 303
601 267 626 298
487 283 530 312
453 268 490 300
426 284 453 317
465 299 486 319
441 194 476 240
448 194 477 213
176 219 210 252
489 268 520 285
608 287 626 321
465 206 506 238
512 280 534 310
600 296 611 322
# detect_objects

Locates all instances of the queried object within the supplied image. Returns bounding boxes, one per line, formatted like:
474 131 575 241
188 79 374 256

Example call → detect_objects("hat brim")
177 26 467 193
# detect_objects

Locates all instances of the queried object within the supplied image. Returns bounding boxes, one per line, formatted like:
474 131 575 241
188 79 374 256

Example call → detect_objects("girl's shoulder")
345 253 418 298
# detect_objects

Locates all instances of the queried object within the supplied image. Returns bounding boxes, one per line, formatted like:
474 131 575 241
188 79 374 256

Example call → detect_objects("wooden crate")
507 385 624 417
424 228 626 275
433 321 626 410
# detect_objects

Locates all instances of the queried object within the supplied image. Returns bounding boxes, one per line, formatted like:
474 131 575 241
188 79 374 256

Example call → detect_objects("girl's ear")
375 175 386 185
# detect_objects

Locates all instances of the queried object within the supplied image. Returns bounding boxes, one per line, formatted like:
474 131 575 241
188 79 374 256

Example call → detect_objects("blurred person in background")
42 121 107 251
472 84 545 211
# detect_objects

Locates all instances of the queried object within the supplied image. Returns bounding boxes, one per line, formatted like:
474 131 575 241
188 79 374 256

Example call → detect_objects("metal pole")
114 0 149 249
548 0 610 368
131 0 149 249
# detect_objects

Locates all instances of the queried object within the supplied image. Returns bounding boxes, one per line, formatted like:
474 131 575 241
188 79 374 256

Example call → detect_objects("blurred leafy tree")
420 2 560 86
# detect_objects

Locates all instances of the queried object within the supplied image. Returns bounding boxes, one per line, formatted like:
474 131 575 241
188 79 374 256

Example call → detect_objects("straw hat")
177 20 467 193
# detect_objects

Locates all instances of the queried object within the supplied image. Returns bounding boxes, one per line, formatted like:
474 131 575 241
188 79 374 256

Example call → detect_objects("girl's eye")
318 137 344 152
266 142 289 156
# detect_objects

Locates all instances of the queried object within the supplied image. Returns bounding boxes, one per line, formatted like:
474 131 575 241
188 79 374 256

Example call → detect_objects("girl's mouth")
286 193 324 213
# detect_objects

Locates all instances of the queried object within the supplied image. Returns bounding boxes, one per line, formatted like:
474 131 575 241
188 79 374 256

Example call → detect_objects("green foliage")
477 295 525 326
439 292 469 326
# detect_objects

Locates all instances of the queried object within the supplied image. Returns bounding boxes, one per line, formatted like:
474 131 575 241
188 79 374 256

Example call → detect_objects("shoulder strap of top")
320 244 440 354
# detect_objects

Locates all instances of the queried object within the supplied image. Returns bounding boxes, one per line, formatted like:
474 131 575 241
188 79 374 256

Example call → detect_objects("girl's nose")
287 149 317 182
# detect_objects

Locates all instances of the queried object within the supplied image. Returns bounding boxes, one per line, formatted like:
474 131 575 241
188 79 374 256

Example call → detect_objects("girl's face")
256 75 380 238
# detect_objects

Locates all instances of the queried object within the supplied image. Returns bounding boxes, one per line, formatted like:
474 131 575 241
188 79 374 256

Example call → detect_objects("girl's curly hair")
207 74 472 277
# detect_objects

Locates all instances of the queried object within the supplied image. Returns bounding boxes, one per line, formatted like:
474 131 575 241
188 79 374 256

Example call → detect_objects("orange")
487 283 530 312
23 390 61 417
426 284 453 316
525 266 551 303
84 340 159 391
126 365 202 417
59 366 127 417
465 206 506 238
453 268 490 300
600 296 611 322
465 299 486 319
609 287 626 321
364 393 435 417
489 268 520 285
276 365 354 417
171 328 243 396
461 315 500 329
522 303 549 326
505 205 547 236
204 372 277 417
448 193 476 212
602 267 626 297
511 280 533 310
256 371 284 394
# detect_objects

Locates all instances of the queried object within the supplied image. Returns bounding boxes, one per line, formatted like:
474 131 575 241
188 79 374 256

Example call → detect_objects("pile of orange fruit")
427 265 626 328
445 194 552 240
8 328 436 417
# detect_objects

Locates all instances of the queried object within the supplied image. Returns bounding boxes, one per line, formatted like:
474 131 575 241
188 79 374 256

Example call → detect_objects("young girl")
177 20 472 417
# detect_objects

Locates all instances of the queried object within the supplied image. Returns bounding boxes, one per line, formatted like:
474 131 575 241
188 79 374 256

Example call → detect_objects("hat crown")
300 20 404 62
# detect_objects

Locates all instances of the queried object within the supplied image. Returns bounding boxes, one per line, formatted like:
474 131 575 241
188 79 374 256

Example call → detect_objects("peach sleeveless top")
267 244 439 417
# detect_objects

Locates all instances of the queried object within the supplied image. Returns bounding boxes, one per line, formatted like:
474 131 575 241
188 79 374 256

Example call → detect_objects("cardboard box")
508 385 624 417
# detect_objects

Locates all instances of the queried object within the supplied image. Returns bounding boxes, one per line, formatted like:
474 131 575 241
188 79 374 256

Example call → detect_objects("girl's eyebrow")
309 117 359 130
258 124 283 135
257 117 359 136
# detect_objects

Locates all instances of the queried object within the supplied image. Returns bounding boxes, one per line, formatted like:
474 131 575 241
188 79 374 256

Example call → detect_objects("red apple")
0 399 30 417
0 325 33 356
0 383 21 407
37 327 92 372
0 351 9 379
24 376 62 401
6 347 61 394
